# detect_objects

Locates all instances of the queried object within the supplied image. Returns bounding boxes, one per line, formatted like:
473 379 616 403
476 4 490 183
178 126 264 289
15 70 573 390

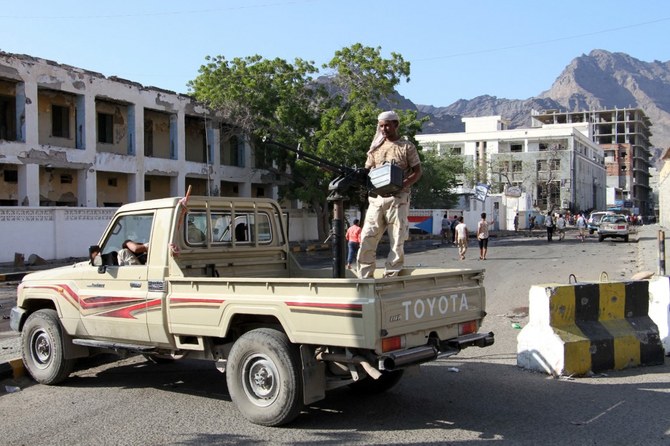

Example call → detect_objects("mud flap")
300 345 325 405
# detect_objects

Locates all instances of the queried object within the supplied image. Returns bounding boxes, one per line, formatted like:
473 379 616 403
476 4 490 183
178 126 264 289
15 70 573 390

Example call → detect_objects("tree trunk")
311 199 330 242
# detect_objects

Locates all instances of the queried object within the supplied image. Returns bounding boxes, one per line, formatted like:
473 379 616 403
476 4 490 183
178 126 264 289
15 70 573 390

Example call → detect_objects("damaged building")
0 51 276 207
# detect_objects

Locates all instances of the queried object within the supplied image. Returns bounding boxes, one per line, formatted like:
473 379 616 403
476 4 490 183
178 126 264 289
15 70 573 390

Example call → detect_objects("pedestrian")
476 212 491 260
357 110 422 278
345 219 362 270
513 213 519 232
556 213 566 241
441 213 450 243
450 215 459 245
545 211 555 242
455 216 468 260
528 215 536 236
576 213 587 242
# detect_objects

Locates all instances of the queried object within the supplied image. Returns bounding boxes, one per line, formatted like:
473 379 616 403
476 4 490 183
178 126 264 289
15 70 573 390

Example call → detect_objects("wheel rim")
30 329 53 370
241 353 280 407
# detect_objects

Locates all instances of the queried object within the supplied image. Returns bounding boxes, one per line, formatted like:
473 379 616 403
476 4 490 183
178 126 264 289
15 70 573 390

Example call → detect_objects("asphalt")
1 224 667 383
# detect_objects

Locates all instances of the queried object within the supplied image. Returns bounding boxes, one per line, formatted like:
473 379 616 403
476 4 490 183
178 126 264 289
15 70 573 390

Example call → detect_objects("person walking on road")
545 211 555 242
476 212 491 260
450 215 459 245
455 216 468 260
345 219 362 270
576 213 587 242
556 214 566 241
441 214 451 244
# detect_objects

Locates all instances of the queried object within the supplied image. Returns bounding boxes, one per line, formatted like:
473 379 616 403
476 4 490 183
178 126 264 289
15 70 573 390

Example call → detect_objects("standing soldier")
357 110 422 278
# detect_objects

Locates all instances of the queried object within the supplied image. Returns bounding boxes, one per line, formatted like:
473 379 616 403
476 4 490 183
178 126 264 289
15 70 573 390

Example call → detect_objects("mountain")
416 49 670 156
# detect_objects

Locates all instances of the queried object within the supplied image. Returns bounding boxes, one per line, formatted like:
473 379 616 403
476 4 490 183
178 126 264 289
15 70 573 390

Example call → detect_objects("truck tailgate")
378 268 486 337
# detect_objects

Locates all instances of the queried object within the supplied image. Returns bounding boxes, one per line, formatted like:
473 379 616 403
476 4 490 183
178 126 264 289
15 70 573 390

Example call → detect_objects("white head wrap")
377 110 399 121
369 110 399 152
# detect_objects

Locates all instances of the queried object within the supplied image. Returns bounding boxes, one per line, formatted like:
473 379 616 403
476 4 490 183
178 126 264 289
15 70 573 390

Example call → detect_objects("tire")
598 235 604 242
624 235 629 242
21 309 75 384
349 369 404 394
226 328 303 426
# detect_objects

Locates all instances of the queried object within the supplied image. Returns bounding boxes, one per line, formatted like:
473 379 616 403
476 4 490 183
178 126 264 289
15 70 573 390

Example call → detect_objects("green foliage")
412 149 465 209
187 44 453 236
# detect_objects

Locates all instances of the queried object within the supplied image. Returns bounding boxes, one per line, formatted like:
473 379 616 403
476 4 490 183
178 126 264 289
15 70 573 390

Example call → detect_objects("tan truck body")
12 196 493 425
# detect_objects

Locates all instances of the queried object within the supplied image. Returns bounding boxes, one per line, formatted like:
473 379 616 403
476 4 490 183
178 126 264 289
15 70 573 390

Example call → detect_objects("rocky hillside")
417 49 670 155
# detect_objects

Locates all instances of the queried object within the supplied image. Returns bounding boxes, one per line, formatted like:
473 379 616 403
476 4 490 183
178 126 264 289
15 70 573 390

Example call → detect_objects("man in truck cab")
117 239 149 265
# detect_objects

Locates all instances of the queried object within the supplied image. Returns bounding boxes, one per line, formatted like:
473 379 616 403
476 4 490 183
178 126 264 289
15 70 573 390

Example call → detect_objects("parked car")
587 211 614 234
598 214 629 242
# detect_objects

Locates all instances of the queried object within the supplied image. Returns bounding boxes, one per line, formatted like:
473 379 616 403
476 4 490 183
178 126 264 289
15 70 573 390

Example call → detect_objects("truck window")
185 213 207 246
208 212 273 245
100 213 154 262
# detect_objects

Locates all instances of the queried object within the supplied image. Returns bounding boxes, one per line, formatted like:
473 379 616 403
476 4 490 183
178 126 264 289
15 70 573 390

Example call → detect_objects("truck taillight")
382 336 404 352
459 320 478 336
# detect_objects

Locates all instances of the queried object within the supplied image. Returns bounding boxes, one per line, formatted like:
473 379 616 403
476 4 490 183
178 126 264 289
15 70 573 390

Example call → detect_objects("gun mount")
263 137 368 278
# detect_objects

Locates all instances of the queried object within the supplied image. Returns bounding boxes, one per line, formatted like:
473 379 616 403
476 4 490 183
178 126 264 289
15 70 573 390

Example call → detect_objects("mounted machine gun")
263 137 368 278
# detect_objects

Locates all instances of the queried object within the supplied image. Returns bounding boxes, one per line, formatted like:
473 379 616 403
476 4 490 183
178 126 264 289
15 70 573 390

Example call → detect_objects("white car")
598 214 629 242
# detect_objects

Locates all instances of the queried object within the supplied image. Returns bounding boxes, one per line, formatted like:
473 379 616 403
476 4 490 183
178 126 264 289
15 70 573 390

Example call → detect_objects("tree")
411 149 465 209
189 45 444 240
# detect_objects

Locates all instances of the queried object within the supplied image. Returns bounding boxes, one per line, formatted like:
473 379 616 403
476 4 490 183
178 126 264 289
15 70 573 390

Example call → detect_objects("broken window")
52 104 70 138
144 119 153 156
3 169 18 183
97 112 114 143
0 95 16 141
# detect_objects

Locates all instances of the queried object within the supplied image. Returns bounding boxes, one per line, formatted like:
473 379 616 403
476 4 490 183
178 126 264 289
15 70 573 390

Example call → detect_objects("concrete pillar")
22 81 39 147
18 163 40 206
78 167 97 207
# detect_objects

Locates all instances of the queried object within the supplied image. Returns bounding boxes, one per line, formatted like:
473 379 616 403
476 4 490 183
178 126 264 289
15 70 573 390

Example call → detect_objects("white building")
0 51 277 207
416 116 606 228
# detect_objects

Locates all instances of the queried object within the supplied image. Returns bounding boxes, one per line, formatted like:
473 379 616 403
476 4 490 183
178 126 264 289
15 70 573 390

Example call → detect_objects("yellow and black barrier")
517 280 665 376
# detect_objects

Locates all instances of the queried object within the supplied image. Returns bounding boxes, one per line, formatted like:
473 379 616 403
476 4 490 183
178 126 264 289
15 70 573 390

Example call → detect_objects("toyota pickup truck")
11 195 493 426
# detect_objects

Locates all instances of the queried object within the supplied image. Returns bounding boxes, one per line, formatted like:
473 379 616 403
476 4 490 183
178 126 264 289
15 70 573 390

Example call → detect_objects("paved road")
1 225 668 445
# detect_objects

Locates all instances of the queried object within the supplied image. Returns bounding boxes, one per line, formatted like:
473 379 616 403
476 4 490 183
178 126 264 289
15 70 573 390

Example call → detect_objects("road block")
648 276 670 355
517 280 665 376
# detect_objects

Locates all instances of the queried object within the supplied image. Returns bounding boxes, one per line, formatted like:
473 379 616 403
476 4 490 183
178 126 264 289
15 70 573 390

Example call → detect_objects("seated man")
118 239 149 266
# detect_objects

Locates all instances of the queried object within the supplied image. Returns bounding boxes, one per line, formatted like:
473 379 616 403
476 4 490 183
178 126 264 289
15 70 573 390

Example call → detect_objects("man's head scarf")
369 110 399 152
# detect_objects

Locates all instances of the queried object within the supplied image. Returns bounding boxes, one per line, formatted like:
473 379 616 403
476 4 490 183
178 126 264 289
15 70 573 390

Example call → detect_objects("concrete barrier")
648 276 670 355
517 280 665 376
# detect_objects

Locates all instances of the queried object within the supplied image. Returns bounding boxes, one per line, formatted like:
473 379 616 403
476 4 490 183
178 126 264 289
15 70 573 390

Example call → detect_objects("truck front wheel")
226 328 303 426
21 309 74 384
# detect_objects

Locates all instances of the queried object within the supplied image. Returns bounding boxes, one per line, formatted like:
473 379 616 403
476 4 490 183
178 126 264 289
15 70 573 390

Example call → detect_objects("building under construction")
532 108 653 216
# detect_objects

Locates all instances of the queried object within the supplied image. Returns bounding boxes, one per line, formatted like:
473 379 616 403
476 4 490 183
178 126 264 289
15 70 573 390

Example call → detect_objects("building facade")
416 116 606 220
531 108 653 216
0 52 277 208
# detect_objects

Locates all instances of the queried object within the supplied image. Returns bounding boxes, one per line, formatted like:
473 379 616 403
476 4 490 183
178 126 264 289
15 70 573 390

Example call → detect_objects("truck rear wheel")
21 309 74 384
349 369 404 394
226 328 303 426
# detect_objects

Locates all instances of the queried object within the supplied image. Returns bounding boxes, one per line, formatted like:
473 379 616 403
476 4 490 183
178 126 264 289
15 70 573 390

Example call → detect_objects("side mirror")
97 265 107 274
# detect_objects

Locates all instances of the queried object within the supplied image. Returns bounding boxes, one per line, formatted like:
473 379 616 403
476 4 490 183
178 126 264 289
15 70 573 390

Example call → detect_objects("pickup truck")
11 196 493 426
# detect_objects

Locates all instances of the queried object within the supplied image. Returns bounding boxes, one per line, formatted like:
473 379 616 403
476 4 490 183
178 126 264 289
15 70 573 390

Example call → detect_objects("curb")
0 358 24 381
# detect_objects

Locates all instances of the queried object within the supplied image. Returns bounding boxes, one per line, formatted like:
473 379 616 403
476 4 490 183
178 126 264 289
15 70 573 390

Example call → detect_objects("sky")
1 0 669 107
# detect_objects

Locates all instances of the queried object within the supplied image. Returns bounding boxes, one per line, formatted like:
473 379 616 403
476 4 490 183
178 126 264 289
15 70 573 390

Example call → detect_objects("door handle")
130 282 142 289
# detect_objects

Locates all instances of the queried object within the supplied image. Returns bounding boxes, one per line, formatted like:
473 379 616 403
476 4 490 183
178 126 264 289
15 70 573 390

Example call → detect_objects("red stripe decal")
286 302 362 311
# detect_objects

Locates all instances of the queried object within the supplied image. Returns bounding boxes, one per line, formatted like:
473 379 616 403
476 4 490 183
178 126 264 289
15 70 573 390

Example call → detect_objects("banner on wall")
474 183 490 202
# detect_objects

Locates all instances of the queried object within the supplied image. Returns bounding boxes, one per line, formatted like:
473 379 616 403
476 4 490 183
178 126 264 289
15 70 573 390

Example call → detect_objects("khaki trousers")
357 192 409 278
